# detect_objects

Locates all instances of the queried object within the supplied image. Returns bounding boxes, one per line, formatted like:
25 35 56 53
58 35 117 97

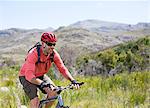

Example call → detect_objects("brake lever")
70 82 84 89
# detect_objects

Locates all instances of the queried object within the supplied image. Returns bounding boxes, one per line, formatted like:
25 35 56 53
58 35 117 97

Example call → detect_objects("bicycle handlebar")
39 82 84 108
55 82 84 94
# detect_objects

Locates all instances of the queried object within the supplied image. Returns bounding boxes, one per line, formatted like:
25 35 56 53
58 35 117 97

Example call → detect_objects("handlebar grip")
78 82 84 86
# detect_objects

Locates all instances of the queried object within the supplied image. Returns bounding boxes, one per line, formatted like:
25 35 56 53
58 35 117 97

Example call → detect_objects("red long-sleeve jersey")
19 48 70 82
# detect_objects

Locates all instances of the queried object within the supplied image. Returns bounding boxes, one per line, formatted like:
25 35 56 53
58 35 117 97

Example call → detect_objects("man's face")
42 42 56 55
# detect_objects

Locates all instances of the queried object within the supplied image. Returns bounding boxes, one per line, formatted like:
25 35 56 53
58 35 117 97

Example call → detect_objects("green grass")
0 67 149 108
62 71 150 108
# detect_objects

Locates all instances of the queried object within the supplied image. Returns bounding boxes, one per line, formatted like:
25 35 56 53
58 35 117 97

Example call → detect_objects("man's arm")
30 77 43 85
53 50 75 81
25 49 43 85
53 50 80 89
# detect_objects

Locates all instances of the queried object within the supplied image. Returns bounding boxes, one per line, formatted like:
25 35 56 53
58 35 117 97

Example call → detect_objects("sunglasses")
46 42 56 46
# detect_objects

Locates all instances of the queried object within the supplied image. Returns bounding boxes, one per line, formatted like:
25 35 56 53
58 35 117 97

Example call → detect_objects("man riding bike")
19 32 80 108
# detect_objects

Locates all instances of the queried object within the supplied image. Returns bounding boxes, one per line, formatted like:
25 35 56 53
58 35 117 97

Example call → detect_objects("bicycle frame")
39 94 65 108
56 95 66 108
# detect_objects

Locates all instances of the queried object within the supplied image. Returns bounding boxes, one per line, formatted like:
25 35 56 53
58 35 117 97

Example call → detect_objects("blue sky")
0 0 150 30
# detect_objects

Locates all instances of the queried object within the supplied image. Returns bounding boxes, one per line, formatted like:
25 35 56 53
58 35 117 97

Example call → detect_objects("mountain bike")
38 82 84 108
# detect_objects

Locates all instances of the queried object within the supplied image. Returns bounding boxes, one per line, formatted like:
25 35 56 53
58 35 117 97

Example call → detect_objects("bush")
76 36 150 76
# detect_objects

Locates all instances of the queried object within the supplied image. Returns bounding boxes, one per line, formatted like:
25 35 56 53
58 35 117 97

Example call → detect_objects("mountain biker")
19 32 80 108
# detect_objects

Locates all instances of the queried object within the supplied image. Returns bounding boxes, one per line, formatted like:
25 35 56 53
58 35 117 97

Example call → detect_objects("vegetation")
0 36 149 108
76 36 150 75
0 66 149 108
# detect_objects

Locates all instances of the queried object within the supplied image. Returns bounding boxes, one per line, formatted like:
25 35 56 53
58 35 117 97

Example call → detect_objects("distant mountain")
0 28 27 37
69 19 150 33
69 19 128 28
0 27 54 37
136 22 150 28
0 19 150 67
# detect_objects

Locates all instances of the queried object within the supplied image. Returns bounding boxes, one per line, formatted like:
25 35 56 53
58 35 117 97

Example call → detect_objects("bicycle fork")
56 95 69 108
56 95 64 108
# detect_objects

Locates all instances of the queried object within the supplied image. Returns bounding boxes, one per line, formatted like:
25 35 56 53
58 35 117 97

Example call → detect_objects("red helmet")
41 32 57 43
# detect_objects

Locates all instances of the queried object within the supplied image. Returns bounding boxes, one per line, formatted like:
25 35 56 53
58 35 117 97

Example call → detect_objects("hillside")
0 20 150 108
69 19 150 33
76 36 150 76
0 19 150 69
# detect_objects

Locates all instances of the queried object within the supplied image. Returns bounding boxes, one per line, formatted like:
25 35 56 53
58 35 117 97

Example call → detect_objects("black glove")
39 82 50 89
71 80 79 85
71 80 82 89
71 80 84 86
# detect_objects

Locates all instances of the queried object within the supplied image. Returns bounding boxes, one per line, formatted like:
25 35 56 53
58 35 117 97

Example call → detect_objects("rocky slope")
0 19 149 67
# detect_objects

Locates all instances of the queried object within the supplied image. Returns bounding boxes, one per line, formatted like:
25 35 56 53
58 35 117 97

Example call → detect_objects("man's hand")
40 82 56 93
71 80 80 89
40 82 50 89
